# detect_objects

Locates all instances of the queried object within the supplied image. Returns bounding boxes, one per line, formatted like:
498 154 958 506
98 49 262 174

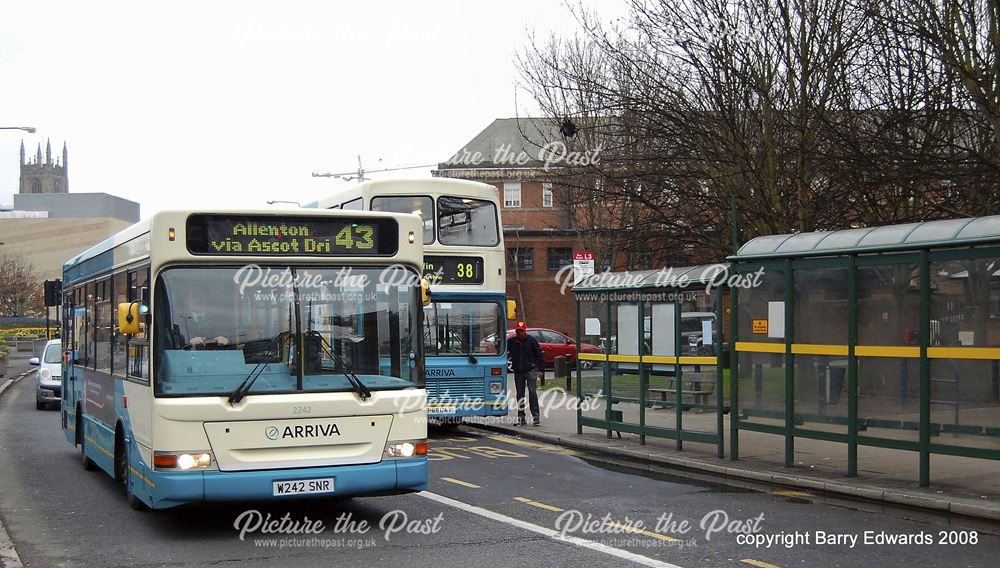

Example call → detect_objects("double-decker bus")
60 209 429 509
309 179 513 421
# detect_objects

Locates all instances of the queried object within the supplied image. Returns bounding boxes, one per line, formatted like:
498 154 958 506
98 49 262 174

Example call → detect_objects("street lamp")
0 127 36 133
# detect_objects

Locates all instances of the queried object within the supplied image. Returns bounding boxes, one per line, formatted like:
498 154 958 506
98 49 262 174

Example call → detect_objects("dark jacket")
510 333 545 374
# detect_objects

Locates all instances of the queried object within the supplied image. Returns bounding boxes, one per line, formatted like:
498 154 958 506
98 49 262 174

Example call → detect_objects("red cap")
515 321 527 331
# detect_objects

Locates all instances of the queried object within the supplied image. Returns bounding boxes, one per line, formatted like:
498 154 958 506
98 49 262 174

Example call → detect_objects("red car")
504 327 603 369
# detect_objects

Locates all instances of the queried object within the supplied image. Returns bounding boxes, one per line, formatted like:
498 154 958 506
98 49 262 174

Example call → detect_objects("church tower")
19 139 68 194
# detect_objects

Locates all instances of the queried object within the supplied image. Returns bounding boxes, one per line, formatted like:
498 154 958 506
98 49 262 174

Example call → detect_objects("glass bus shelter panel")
794 267 848 345
793 267 849 431
856 356 921 443
928 359 1000 451
737 351 786 426
608 302 628 403
857 264 920 347
855 262 922 444
680 290 717 356
930 258 999 348
928 258 1000 451
794 354 847 434
646 300 674 379
578 297 608 397
737 267 786 344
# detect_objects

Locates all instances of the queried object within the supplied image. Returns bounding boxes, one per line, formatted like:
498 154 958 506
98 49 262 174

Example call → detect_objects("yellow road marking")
440 477 481 489
514 496 565 512
486 434 544 449
772 490 812 497
486 434 578 456
741 559 781 568
606 521 680 543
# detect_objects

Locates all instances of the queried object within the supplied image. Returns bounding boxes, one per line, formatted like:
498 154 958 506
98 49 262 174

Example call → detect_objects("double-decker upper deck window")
371 196 434 244
437 196 499 247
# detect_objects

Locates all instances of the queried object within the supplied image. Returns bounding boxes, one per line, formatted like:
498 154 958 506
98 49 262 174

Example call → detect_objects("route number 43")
335 225 375 249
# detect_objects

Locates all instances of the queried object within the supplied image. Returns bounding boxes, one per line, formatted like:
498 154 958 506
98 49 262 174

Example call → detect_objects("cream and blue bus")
60 209 428 509
309 179 513 421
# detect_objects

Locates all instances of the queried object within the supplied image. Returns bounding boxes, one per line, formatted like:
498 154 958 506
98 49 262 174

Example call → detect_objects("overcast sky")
0 1 626 217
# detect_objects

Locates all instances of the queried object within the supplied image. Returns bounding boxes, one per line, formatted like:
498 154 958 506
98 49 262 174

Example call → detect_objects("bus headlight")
384 440 428 459
489 381 503 394
154 451 214 470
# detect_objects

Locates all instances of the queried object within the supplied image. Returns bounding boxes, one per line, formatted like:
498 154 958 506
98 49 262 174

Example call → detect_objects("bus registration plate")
273 478 335 496
428 406 456 415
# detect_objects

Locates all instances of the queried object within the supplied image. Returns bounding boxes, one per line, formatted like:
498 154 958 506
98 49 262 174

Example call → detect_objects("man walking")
510 321 545 426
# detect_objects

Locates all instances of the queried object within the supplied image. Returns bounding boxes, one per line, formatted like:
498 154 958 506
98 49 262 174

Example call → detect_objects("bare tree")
0 254 43 317
518 0 1000 262
519 0 879 258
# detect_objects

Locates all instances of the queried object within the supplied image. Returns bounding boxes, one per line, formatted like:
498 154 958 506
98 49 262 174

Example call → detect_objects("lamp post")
0 127 36 133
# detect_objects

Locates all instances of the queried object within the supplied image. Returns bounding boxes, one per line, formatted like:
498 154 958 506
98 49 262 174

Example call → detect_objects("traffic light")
43 279 62 307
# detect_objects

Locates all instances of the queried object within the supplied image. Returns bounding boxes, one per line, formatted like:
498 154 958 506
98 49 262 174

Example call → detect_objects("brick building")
433 118 596 334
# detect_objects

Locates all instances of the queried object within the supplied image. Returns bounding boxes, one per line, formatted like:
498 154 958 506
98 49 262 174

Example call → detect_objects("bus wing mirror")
117 302 146 335
506 299 517 321
421 278 432 307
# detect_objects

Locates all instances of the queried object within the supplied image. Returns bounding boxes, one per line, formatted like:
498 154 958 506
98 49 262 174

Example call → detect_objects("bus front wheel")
116 430 149 512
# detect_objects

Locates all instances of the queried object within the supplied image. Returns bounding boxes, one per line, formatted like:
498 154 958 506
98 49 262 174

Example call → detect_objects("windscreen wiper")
306 331 372 400
229 331 290 405
458 335 478 365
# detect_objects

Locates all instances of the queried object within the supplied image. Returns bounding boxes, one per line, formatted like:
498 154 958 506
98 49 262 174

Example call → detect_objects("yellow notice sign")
752 319 768 334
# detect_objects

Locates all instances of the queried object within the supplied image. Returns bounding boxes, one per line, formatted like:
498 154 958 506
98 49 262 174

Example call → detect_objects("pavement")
463 374 1000 523
0 353 31 568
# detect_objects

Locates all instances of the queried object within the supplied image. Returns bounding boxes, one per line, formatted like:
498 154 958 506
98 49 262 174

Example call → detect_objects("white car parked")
31 339 62 410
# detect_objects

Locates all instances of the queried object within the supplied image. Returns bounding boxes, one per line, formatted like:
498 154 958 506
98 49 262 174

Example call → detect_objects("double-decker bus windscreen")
154 266 422 397
370 196 434 245
424 301 504 357
437 196 499 246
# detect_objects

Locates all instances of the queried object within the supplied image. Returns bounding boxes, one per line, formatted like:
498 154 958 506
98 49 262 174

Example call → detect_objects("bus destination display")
423 256 484 284
187 215 398 256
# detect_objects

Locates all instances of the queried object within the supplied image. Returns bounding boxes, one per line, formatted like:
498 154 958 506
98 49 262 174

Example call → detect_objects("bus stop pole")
919 250 931 486
784 259 795 468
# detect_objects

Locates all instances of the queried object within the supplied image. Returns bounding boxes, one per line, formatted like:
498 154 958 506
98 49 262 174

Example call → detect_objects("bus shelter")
730 216 1000 486
573 264 730 456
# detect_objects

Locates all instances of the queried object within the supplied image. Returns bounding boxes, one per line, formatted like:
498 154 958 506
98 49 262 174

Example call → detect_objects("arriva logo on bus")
426 369 456 377
266 424 342 440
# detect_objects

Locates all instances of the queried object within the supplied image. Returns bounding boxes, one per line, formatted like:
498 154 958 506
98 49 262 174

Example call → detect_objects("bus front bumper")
145 458 428 509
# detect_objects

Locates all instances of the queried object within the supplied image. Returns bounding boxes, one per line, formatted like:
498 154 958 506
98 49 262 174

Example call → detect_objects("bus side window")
127 268 150 381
